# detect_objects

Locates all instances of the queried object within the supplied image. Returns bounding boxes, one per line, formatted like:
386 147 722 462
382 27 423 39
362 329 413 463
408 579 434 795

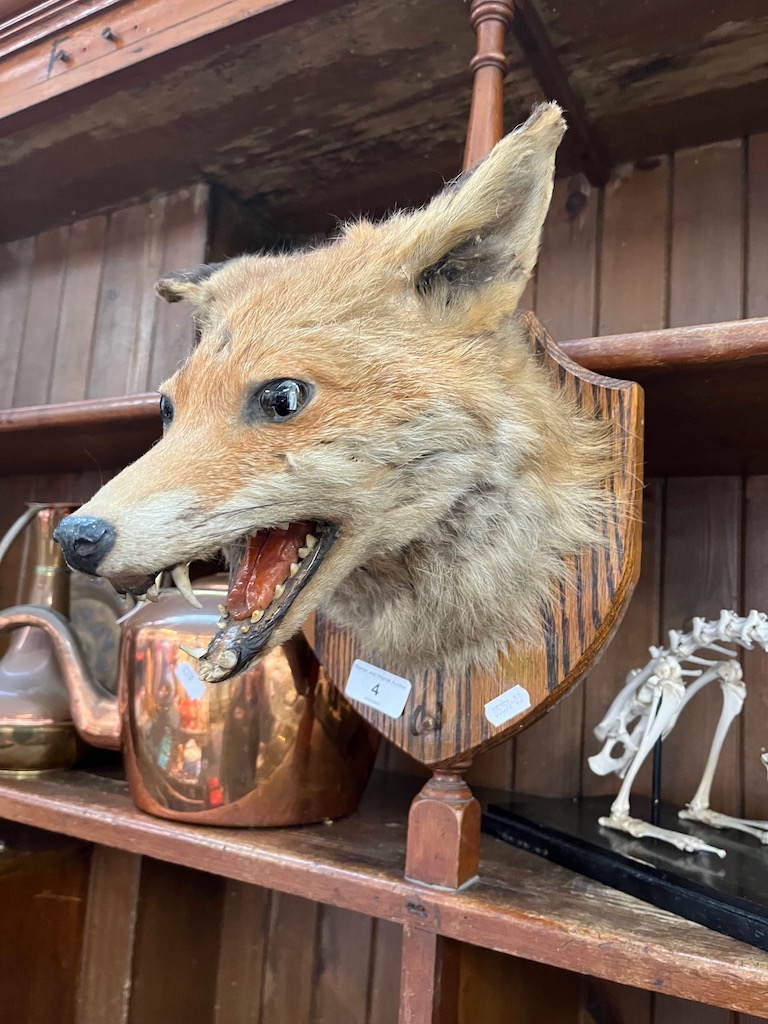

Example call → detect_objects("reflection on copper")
122 580 379 826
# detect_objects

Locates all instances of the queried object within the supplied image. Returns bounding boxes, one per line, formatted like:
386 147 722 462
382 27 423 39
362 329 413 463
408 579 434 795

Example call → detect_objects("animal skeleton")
589 610 768 857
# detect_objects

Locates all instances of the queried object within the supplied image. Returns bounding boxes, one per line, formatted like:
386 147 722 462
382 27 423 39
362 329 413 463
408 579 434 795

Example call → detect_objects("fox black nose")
53 516 116 575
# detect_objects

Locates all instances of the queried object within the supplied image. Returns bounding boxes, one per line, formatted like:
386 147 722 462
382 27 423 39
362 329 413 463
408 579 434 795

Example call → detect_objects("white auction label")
345 660 412 719
484 685 531 727
175 660 207 699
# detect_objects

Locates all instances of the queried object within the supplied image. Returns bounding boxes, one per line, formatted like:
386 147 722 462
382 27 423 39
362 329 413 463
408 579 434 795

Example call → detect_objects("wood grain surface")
0 769 765 1016
312 314 644 766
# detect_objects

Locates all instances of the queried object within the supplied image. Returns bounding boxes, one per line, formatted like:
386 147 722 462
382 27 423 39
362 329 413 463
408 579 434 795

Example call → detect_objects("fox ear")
403 103 565 306
155 263 224 304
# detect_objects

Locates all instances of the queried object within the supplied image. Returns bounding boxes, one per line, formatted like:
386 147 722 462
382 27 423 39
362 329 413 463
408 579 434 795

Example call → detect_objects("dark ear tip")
154 262 226 303
155 280 184 303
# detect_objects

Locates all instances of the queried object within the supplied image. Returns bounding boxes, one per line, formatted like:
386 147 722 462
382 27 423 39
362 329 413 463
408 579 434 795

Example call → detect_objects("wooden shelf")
3 317 768 478
0 768 766 1015
0 393 160 475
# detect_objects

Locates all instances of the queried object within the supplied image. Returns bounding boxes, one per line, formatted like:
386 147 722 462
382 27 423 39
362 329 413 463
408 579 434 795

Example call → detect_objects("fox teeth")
298 546 309 559
305 533 317 551
171 563 202 609
145 583 160 602
179 643 208 660
217 617 228 630
199 661 226 683
273 583 285 600
251 609 264 623
218 603 228 615
289 562 299 577
276 522 290 530
216 650 238 670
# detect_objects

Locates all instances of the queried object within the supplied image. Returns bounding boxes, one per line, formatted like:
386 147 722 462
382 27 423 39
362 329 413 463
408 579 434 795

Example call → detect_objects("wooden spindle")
463 0 515 171
405 762 480 890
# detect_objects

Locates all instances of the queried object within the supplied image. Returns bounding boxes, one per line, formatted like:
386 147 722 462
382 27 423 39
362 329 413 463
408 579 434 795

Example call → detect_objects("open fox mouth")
196 520 338 682
117 520 338 683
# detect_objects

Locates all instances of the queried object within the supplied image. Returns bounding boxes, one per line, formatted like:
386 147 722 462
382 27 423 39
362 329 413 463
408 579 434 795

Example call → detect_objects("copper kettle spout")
0 605 120 749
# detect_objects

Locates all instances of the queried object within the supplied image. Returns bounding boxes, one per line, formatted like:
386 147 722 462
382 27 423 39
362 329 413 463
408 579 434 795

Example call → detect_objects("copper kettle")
0 576 379 826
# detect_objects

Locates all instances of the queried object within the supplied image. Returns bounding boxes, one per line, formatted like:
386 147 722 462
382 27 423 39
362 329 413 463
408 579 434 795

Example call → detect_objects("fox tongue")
227 522 311 621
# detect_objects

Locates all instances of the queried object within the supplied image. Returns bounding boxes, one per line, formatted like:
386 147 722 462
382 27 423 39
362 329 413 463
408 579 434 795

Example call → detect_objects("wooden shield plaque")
305 312 644 767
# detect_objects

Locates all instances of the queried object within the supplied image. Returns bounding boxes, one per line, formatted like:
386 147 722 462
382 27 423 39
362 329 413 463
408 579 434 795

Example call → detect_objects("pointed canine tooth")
179 643 208 660
273 583 285 600
298 546 309 559
171 563 203 608
216 650 238 670
305 534 317 550
155 572 164 588
251 609 264 623
289 562 299 577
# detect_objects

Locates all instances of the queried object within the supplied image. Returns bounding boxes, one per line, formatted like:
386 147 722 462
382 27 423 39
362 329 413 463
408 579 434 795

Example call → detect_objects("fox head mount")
55 104 642 763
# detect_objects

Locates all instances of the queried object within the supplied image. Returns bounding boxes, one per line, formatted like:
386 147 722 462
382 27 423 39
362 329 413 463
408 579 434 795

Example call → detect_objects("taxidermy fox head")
55 103 611 683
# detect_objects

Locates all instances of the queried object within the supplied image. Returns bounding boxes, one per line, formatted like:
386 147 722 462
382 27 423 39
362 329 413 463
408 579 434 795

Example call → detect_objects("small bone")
179 643 208 660
171 563 203 608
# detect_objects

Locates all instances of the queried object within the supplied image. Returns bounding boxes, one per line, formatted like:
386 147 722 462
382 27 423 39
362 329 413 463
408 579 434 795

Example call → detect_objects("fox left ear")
155 263 225 304
402 103 565 307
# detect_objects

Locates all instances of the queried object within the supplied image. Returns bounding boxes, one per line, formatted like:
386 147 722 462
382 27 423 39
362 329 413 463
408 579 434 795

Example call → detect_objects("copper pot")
0 577 379 826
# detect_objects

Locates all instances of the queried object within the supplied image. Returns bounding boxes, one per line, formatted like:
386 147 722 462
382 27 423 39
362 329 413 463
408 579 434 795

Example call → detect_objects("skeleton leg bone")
679 663 768 844
597 661 726 856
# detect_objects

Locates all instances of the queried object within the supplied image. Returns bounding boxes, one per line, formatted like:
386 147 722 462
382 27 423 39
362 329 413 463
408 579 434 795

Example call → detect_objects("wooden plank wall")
0 186 209 1024
1 133 768 1023
461 135 768 1024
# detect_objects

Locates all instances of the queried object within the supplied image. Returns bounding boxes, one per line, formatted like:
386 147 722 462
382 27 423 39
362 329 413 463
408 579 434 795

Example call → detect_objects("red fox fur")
60 104 612 682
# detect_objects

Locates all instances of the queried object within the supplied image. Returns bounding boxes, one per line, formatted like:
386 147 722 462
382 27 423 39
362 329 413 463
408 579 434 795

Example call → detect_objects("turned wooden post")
463 0 515 171
402 0 512 904
405 763 480 889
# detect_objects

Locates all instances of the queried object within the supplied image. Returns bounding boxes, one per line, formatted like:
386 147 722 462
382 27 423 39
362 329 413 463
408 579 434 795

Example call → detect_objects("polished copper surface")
120 583 379 826
0 504 81 771
0 569 379 823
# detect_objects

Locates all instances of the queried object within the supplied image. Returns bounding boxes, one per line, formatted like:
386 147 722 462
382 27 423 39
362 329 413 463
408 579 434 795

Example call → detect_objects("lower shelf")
0 768 766 1015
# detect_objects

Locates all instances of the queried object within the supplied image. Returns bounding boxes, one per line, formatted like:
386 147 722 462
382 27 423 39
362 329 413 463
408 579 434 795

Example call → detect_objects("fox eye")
159 394 174 428
252 379 312 422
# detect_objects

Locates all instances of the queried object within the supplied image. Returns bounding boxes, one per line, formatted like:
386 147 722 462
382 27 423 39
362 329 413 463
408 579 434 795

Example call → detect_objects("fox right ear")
399 103 565 312
155 263 224 303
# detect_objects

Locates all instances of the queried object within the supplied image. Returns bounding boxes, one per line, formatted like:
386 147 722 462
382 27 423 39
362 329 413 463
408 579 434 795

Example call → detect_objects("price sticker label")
484 685 531 727
345 660 412 719
175 660 207 699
